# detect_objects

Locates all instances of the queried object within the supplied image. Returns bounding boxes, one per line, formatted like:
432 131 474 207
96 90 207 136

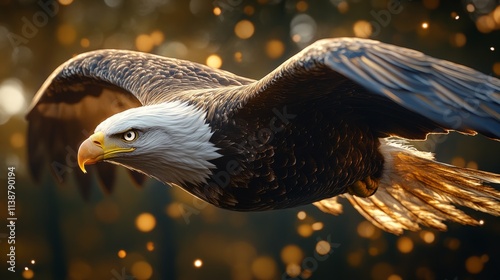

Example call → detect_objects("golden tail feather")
314 139 500 234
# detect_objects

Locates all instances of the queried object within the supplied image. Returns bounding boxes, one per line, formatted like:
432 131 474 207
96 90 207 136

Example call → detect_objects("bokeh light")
206 54 223 69
131 261 153 279
251 256 278 280
234 20 255 39
135 213 156 232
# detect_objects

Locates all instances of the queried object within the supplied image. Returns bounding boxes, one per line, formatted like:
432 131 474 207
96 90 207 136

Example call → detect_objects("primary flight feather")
27 38 500 234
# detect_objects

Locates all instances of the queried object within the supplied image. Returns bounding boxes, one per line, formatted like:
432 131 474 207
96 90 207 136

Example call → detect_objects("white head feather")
95 101 221 186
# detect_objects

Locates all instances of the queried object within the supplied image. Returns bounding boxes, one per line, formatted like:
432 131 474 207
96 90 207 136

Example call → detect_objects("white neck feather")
97 101 221 186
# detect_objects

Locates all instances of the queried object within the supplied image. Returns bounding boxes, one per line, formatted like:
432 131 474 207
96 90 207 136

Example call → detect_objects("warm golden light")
234 20 255 39
285 263 301 278
280 244 304 264
353 20 372 38
465 256 484 274
421 22 429 29
10 132 25 148
243 5 255 16
22 269 34 279
297 211 306 220
450 33 466 47
146 241 155 251
80 38 90 48
315 240 331 255
476 15 495 33
234 51 243 63
135 34 155 52
311 222 323 231
165 202 183 218
445 237 461 250
387 274 403 280
357 221 376 239
58 0 73 5
337 1 349 14
213 7 221 16
206 54 223 69
420 231 435 244
296 1 308 12
466 4 475 13
266 39 285 59
397 236 413 253
135 212 156 232
131 261 153 279
493 62 500 76
194 259 203 268
57 24 77 45
297 224 313 237
347 251 363 267
251 256 277 280
150 30 165 46
31 260 35 265
117 249 127 258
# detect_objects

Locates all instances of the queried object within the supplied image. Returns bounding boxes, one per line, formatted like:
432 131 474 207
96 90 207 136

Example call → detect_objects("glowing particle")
422 22 429 29
117 249 127 258
0 78 26 116
213 7 221 16
266 39 285 59
357 221 376 239
135 34 154 52
80 38 90 48
57 24 77 45
397 236 414 253
251 256 278 280
131 261 153 279
296 1 308 12
206 54 222 69
285 263 301 278
234 51 243 63
280 244 304 264
297 211 306 220
146 241 155 251
493 62 500 76
25 267 28 271
243 5 254 16
194 259 203 268
22 269 34 279
135 212 156 232
466 4 475 13
234 20 255 39
311 222 324 231
465 256 484 274
58 0 73 5
10 132 25 148
297 224 313 237
353 20 372 38
420 231 435 244
455 15 460 20
490 47 495 51
315 240 331 255
31 260 35 265
337 1 349 14
479 219 484 225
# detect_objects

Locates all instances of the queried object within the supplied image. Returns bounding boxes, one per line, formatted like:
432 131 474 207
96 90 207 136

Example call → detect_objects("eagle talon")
348 177 378 197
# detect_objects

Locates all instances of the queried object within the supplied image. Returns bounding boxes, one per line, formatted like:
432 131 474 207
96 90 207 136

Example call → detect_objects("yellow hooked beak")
77 131 135 173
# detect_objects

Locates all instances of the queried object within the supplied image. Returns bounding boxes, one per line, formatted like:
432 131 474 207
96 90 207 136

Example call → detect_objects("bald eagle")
27 38 500 234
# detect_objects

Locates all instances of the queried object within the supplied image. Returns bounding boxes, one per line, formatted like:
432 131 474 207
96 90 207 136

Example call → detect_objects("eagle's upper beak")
77 131 135 173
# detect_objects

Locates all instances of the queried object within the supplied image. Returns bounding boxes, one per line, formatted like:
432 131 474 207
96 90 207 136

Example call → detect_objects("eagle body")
197 94 385 210
27 38 500 234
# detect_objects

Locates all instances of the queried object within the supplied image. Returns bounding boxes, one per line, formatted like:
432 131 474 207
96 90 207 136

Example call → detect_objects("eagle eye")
122 130 138 142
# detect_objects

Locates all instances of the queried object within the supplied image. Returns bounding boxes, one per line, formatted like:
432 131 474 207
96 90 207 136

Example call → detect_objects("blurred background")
0 0 500 279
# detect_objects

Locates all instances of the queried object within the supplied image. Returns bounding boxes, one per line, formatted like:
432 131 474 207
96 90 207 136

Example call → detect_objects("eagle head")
77 101 221 186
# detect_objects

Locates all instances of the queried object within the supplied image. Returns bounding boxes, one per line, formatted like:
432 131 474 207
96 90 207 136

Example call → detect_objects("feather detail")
314 138 500 234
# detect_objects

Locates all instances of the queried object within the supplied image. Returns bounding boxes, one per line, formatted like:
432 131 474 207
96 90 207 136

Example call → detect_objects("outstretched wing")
27 50 254 198
242 37 500 140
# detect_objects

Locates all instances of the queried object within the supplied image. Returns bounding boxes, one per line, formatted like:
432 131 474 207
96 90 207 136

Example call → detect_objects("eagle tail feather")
314 139 500 234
